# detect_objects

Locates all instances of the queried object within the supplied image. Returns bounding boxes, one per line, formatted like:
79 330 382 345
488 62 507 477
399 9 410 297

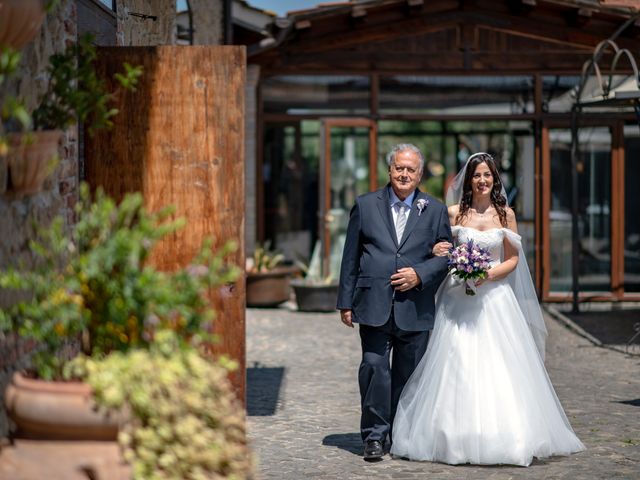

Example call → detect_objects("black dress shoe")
363 440 384 461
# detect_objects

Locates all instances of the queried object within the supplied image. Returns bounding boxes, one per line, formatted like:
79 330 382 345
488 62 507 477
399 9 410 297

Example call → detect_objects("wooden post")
85 46 247 404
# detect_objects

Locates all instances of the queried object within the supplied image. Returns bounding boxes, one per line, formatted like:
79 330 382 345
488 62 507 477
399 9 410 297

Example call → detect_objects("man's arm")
336 201 362 311
412 206 452 290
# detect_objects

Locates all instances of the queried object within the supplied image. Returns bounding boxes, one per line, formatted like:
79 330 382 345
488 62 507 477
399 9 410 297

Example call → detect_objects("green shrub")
66 330 253 480
0 183 240 379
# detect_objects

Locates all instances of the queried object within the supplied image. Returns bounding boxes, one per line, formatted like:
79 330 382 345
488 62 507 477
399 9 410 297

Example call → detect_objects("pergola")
570 11 640 311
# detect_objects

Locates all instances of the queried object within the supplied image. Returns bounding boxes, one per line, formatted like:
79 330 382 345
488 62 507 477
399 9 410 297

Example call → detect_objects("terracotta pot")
246 266 297 307
6 130 62 196
0 0 45 49
4 372 127 440
291 280 339 312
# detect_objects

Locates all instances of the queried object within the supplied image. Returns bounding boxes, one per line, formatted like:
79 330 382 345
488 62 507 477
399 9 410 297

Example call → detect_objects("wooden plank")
534 75 543 295
611 121 624 298
85 46 247 404
540 125 551 300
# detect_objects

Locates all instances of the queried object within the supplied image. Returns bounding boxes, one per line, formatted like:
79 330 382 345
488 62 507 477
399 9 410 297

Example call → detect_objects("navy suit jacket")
336 186 452 331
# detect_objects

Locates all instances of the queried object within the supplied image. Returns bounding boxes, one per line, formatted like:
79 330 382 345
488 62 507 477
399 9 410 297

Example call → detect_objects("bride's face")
471 162 493 198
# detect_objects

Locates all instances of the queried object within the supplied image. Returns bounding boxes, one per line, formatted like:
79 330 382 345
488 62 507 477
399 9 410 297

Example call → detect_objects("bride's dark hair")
455 153 508 227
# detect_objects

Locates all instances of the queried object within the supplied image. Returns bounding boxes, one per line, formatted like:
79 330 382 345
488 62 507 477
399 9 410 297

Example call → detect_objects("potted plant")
0 33 142 196
291 242 339 312
0 183 241 440
245 241 297 307
65 331 253 479
0 0 47 50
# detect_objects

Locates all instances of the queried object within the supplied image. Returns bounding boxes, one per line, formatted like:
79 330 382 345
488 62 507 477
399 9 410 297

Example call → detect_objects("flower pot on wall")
4 372 126 440
291 280 339 312
0 0 45 49
6 130 61 196
246 266 297 307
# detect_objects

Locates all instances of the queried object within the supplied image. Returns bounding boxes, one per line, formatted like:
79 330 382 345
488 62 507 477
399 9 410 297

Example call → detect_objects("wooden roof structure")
248 0 640 75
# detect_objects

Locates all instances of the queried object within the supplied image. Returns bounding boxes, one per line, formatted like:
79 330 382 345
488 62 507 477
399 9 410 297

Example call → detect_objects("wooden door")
84 46 247 403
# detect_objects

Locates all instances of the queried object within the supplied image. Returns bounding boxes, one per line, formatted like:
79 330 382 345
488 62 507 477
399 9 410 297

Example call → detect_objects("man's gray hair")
386 143 425 172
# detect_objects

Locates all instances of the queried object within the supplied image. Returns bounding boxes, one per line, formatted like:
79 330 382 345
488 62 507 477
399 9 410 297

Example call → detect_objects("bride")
390 152 585 466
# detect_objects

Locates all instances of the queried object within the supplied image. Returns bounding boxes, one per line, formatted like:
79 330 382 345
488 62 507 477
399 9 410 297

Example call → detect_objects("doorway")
261 119 537 283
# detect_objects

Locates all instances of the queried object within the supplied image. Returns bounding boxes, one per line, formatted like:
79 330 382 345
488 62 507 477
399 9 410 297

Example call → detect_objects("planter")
246 266 297 307
291 280 339 312
6 130 61 196
0 0 45 50
4 371 127 440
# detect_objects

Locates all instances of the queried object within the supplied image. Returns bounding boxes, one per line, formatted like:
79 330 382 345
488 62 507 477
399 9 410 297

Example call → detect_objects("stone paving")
246 305 640 480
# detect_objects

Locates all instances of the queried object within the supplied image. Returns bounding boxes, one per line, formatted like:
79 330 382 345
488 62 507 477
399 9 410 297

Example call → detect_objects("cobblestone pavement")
247 305 640 480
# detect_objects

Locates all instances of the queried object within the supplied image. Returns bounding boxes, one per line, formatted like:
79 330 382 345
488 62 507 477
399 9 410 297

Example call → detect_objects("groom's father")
337 144 451 461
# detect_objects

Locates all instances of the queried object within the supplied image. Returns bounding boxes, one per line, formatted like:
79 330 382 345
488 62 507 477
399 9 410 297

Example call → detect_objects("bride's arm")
479 208 519 283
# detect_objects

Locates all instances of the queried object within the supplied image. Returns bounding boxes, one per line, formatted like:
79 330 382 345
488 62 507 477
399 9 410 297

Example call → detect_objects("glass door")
320 119 377 280
542 124 615 299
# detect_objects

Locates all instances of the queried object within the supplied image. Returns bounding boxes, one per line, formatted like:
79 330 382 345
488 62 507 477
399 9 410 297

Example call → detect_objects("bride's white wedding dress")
391 226 585 466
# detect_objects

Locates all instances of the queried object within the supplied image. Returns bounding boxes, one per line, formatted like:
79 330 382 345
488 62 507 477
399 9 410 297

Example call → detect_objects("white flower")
416 198 429 216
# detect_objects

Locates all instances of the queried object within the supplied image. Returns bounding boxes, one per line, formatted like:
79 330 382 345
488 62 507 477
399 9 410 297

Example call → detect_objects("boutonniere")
416 198 429 216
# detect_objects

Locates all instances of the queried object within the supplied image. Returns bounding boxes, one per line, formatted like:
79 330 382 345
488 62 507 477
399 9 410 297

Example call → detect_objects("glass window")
262 76 370 115
542 76 580 113
263 121 320 261
549 127 612 293
379 76 534 115
98 0 115 10
377 120 536 275
326 126 372 278
624 122 640 292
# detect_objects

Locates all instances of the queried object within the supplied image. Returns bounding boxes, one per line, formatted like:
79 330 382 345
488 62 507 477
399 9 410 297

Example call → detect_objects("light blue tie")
395 202 408 243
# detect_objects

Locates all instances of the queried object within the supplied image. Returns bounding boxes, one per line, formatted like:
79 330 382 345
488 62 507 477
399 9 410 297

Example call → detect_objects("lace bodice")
453 226 505 266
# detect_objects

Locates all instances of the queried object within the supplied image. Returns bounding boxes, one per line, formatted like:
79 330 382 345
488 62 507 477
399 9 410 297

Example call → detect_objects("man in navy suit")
337 144 452 461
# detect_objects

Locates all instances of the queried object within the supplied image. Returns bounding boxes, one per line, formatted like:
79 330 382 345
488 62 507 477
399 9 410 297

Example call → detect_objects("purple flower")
446 238 493 295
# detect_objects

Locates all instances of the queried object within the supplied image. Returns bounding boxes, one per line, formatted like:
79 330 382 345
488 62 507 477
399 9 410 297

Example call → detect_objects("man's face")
389 149 422 200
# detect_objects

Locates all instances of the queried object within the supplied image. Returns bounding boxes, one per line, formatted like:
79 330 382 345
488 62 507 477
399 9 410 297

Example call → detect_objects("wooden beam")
541 125 551 299
611 121 625 299
599 0 640 8
565 7 593 28
507 0 536 15
266 50 595 74
457 24 478 51
275 9 638 57
295 19 311 30
351 5 367 18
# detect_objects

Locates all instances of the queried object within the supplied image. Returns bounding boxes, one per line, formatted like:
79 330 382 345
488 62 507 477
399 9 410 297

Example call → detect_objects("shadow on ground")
562 309 640 348
247 365 285 416
322 433 362 455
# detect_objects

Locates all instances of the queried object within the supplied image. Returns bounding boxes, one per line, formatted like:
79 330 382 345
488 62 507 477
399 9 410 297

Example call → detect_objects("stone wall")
0 0 77 437
116 0 176 46
191 0 224 45
0 0 231 437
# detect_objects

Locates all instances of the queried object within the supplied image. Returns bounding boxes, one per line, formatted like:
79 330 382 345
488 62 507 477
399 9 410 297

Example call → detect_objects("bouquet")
447 239 493 296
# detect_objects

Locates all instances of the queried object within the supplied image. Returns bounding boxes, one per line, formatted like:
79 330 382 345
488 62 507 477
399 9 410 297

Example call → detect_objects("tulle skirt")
390 276 585 466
